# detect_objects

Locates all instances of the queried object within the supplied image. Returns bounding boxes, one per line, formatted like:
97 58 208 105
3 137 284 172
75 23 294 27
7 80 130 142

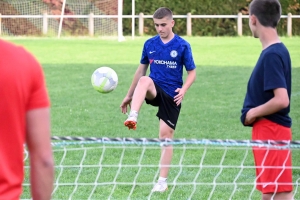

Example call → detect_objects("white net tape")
22 139 300 200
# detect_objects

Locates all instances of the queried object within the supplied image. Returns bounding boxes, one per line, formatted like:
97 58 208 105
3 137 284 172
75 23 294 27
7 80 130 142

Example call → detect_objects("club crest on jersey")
170 50 178 58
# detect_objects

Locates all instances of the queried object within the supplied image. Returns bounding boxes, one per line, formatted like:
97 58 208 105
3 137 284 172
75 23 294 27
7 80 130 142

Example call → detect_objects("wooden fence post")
237 12 242 36
89 13 94 36
187 12 192 36
42 12 48 35
287 13 292 37
139 13 144 36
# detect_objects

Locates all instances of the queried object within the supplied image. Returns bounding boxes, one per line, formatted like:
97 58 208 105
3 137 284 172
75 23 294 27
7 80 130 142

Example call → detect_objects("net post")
0 13 2 36
58 0 67 38
131 0 135 40
118 0 125 42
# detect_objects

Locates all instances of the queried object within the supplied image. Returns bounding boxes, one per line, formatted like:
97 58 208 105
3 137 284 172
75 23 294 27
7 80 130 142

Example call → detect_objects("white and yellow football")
91 66 118 93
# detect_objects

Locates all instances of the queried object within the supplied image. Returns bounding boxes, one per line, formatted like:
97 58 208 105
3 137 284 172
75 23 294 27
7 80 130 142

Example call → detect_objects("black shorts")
145 82 181 130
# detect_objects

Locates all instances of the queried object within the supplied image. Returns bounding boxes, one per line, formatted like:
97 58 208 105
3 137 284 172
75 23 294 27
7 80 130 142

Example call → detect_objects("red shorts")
252 119 293 194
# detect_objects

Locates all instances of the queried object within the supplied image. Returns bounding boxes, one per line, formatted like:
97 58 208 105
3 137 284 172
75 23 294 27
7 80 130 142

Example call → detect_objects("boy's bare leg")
124 76 156 130
152 120 174 192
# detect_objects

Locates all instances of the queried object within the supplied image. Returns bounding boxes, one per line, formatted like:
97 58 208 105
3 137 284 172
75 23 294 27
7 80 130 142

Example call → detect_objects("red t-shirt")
0 39 50 199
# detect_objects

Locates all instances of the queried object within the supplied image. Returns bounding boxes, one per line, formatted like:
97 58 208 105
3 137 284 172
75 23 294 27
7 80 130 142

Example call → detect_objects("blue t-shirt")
241 43 292 127
140 34 196 98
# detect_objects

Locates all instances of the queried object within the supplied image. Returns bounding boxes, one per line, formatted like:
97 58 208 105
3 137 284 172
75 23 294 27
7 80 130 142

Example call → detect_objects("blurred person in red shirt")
0 39 54 200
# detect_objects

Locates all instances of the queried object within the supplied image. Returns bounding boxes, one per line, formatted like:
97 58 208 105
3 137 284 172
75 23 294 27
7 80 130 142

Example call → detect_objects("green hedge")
123 0 300 36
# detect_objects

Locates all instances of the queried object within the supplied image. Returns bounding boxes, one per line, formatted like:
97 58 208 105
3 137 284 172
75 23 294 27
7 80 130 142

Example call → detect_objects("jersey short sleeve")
140 43 150 65
25 50 50 111
183 43 196 71
263 53 287 91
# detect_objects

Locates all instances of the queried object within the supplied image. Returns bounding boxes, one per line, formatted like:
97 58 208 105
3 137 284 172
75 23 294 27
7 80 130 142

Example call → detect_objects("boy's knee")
159 129 174 139
138 76 152 85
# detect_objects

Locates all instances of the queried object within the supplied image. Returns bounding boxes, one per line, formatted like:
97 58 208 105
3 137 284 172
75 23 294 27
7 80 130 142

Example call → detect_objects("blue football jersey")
140 34 196 98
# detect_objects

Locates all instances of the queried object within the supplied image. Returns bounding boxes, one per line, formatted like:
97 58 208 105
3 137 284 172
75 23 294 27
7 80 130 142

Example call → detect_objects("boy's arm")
182 69 196 92
244 88 289 125
125 63 149 98
120 63 149 114
174 69 196 106
26 108 54 200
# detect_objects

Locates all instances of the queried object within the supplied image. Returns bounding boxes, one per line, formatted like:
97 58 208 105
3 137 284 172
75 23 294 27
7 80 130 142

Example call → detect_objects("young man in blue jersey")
120 7 196 192
241 0 293 199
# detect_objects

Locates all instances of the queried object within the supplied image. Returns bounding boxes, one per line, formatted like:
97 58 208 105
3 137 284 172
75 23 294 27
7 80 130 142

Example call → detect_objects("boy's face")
153 16 174 39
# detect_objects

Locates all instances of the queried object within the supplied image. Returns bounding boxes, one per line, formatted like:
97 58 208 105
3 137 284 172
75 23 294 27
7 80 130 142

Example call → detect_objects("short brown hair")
153 7 173 19
249 0 281 28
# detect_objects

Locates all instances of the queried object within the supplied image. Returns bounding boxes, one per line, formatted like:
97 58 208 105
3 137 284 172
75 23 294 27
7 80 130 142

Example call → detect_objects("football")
91 67 118 93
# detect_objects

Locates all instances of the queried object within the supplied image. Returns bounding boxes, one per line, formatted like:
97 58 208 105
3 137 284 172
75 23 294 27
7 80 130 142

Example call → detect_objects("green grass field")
6 36 300 199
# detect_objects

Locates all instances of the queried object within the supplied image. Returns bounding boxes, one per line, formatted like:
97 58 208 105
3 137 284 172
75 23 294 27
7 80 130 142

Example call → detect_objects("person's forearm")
30 155 54 200
127 75 140 98
251 97 289 118
182 70 196 91
126 65 148 97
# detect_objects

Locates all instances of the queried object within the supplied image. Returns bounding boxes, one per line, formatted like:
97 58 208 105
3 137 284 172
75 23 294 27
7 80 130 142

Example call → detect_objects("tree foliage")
123 0 300 36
